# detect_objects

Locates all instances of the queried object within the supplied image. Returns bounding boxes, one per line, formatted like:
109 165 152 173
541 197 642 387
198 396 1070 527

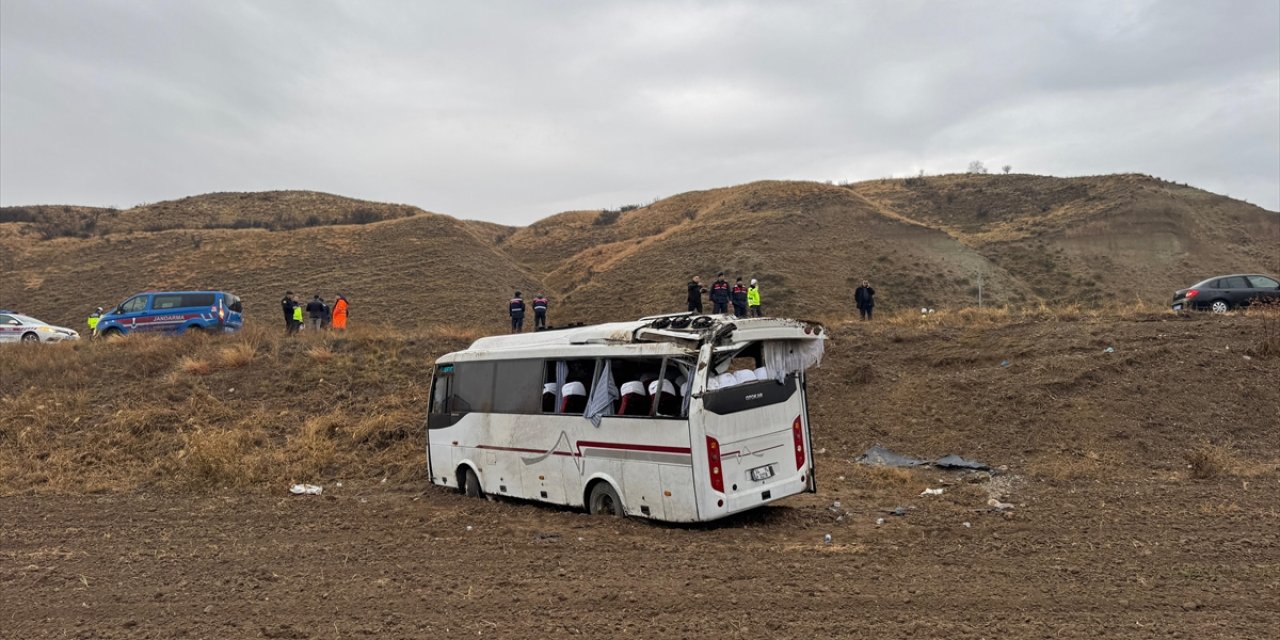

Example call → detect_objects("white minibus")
426 313 825 522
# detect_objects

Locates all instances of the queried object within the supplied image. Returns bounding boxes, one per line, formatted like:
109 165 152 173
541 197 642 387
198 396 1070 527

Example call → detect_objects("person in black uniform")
687 276 706 313
532 293 549 329
509 291 526 333
281 291 299 335
855 281 876 320
709 273 731 314
306 295 326 331
731 277 749 317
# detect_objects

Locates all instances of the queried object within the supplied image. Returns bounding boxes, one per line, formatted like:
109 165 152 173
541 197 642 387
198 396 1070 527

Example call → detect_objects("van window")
153 293 216 310
120 296 148 313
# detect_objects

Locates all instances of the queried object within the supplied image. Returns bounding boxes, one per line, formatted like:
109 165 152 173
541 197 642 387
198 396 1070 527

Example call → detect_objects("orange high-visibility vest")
332 298 349 329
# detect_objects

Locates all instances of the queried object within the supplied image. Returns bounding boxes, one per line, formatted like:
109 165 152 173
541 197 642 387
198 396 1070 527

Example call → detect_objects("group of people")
508 291 550 333
281 292 349 334
687 273 763 317
500 276 874 331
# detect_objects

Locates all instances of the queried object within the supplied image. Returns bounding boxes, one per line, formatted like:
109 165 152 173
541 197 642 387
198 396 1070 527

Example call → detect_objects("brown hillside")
850 173 1280 304
1 174 1275 330
544 181 1029 323
0 213 540 332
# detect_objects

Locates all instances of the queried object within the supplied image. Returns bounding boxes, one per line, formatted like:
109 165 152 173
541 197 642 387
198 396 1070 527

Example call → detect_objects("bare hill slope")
1 174 1275 329
0 212 540 332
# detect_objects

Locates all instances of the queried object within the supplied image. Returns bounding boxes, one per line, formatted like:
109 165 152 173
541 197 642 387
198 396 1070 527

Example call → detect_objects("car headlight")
37 326 54 332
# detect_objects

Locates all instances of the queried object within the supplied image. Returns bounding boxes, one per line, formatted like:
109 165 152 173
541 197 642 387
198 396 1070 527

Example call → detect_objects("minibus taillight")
706 436 724 493
216 306 225 321
792 416 805 470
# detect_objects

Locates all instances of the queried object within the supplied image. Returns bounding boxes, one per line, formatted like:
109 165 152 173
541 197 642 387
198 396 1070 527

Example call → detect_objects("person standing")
306 294 326 331
731 278 749 317
687 276 706 313
292 301 304 332
331 294 349 330
86 307 103 337
855 281 876 321
509 291 526 333
281 292 299 335
747 279 762 317
532 292 549 330
709 273 731 314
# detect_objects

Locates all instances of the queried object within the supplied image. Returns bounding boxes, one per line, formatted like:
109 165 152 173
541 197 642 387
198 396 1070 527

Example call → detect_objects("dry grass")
0 323 475 495
877 300 1169 330
1245 303 1280 358
178 356 213 375
1182 440 1280 480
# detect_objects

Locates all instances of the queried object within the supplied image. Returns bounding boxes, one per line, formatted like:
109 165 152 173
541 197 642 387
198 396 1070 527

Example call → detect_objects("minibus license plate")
750 465 774 481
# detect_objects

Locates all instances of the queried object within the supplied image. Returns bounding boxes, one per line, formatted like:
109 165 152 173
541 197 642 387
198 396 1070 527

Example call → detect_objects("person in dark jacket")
709 273 731 314
532 293 549 329
509 291 526 333
731 277 749 317
687 276 706 313
306 295 326 331
855 281 876 320
281 291 300 335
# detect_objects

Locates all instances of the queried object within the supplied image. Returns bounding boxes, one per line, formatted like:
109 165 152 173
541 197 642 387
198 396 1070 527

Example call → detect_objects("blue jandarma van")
96 290 244 337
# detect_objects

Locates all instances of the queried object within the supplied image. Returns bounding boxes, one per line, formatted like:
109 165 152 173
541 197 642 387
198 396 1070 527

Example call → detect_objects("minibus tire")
102 328 123 340
461 467 483 498
690 315 713 329
587 482 623 517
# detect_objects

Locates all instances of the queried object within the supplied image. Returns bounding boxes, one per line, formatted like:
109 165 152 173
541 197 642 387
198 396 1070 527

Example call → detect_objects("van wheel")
21 332 39 343
102 328 123 339
587 482 624 517
460 467 483 498
184 325 205 335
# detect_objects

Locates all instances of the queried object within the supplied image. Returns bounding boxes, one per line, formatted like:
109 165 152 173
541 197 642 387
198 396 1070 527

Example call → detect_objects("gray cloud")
2 0 1277 221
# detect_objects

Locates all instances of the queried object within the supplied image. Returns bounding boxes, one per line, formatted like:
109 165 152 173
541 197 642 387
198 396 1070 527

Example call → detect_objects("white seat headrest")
715 372 738 388
706 376 721 391
754 366 770 381
543 382 558 394
620 381 647 397
562 381 587 397
733 369 757 384
649 379 676 396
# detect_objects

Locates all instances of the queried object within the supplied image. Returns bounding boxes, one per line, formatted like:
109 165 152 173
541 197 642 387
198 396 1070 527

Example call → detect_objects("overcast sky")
2 1 1277 222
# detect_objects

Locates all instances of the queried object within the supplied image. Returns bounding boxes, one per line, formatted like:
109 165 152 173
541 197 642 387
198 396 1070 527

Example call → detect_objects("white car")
0 311 81 343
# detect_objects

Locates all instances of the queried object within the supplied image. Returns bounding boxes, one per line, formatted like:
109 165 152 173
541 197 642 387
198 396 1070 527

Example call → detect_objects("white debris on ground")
289 484 322 495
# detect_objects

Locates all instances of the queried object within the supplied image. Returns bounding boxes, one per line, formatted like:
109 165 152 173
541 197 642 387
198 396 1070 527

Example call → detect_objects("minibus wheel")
587 482 623 517
461 467 483 498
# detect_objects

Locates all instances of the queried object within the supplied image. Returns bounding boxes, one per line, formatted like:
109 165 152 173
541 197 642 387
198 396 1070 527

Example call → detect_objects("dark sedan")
1172 274 1280 313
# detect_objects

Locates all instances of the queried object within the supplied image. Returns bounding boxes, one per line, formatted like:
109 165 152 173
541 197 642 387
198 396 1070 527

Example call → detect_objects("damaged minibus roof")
439 314 824 364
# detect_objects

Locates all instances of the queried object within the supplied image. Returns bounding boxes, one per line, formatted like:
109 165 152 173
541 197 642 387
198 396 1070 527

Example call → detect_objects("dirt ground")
2 311 1278 639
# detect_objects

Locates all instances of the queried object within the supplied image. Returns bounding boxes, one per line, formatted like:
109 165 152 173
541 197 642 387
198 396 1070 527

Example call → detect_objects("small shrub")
178 357 213 376
594 210 621 226
1185 443 1233 480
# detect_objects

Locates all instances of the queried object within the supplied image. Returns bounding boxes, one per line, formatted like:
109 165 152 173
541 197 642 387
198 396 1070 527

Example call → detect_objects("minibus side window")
451 362 495 413
492 359 542 414
542 359 596 414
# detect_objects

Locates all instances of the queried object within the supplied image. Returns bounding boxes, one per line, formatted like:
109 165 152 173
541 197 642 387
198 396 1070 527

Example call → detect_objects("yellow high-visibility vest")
87 315 100 330
293 307 303 322
747 286 761 306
